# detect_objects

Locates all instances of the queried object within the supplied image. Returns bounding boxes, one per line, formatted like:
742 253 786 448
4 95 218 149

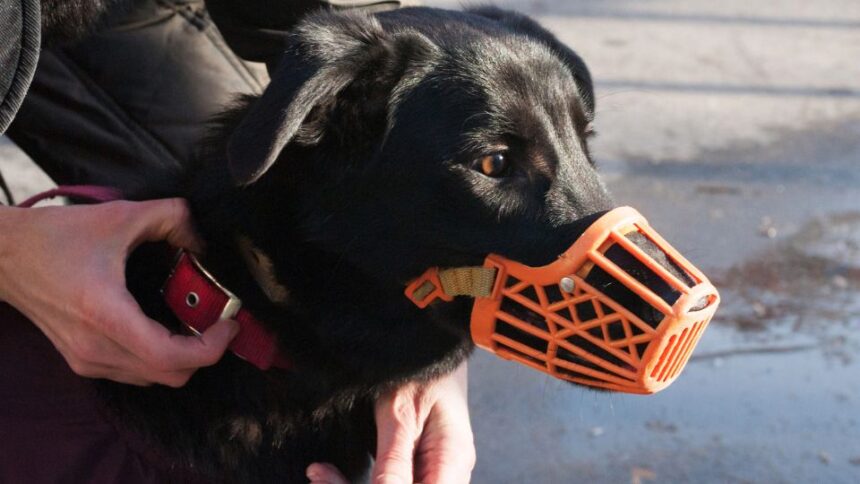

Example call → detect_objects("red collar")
162 251 292 371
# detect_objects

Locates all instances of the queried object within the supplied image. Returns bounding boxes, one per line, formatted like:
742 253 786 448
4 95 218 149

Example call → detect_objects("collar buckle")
162 249 292 371
183 251 243 322
163 250 243 337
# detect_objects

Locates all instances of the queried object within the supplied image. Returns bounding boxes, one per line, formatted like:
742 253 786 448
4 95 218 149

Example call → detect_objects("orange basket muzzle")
405 207 719 394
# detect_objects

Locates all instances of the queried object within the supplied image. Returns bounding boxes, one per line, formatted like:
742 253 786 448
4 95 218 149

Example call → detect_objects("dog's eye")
472 153 508 178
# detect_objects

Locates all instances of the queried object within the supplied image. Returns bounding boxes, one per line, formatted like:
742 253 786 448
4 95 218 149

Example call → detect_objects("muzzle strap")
405 266 498 308
439 267 497 297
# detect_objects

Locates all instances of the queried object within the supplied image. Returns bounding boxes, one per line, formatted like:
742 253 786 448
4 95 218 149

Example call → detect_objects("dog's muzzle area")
408 207 720 394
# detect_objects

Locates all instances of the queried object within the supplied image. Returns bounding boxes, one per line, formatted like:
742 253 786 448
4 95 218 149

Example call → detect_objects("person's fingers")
128 198 204 254
424 463 474 484
80 365 154 386
413 406 475 484
416 439 475 484
138 316 240 371
421 465 473 484
58 353 152 386
66 352 192 387
101 291 240 372
306 463 350 484
64 340 133 378
50 331 158 385
373 395 419 484
102 374 153 386
31 315 139 378
147 368 198 388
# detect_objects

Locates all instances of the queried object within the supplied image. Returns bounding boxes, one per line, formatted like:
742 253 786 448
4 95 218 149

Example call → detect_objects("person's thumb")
198 318 241 358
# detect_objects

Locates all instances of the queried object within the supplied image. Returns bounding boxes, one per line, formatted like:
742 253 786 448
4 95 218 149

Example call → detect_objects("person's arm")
0 200 238 386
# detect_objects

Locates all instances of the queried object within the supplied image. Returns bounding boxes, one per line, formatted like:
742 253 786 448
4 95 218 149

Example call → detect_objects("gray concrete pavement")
2 0 859 482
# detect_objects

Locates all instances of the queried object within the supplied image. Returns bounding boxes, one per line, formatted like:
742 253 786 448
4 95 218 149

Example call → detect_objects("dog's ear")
468 6 595 116
227 11 439 186
226 48 353 186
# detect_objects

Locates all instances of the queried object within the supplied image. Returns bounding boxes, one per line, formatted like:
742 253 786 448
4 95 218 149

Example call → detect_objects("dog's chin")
39 0 135 47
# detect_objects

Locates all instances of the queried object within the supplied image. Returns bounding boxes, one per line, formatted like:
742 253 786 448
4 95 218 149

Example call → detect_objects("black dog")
110 6 643 482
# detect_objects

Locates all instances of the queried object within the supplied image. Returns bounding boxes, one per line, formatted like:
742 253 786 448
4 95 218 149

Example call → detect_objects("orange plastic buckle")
404 267 455 308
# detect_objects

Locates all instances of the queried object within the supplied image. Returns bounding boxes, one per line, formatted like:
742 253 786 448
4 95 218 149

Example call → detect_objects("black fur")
103 6 688 482
39 0 134 47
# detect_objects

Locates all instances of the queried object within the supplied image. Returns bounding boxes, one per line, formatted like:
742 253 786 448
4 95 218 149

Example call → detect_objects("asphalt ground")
2 0 859 482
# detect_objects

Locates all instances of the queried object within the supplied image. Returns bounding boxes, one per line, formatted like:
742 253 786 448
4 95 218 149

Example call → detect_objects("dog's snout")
546 175 613 228
583 231 699 328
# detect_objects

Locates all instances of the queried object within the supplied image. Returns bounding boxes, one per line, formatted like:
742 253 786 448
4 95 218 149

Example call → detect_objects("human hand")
306 361 475 484
0 199 239 387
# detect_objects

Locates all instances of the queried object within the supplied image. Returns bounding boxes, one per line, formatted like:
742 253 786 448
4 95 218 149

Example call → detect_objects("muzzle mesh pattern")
471 207 719 394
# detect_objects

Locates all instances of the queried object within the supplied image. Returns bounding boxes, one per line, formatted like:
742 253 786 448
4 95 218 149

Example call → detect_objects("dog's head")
230 7 610 276
214 7 698 388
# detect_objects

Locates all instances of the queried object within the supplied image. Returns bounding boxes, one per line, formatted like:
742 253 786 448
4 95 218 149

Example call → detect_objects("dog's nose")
583 230 708 329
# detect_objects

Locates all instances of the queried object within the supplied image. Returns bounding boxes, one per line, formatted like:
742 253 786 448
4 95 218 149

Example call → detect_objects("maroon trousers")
0 303 198 483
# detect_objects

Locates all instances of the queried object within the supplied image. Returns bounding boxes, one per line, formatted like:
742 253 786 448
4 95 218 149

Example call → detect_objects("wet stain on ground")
709 211 860 362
